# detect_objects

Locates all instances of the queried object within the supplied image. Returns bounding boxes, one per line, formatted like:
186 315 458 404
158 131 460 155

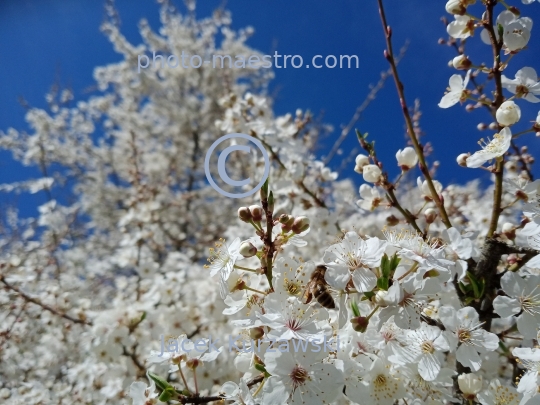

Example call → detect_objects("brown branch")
179 375 265 404
0 274 92 326
324 41 409 165
377 0 452 229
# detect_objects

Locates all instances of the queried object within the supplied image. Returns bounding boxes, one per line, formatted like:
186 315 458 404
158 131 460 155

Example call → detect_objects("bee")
303 265 336 309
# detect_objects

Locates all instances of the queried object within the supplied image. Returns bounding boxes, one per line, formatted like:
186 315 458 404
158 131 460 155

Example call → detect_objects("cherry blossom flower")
448 15 476 39
466 127 512 168
262 350 345 405
439 306 499 371
204 237 242 298
129 376 159 405
323 231 387 292
502 67 540 103
356 184 383 211
257 295 330 341
345 357 406 405
438 71 471 108
219 380 256 405
493 273 540 339
477 379 521 405
393 322 450 381
511 347 540 404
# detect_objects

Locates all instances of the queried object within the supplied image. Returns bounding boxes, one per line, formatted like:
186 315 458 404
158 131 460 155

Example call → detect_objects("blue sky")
1 0 540 217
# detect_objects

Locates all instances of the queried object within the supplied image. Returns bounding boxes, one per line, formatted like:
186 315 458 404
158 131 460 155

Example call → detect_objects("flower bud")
458 373 482 398
445 0 465 15
395 147 418 171
186 358 201 369
249 205 263 222
452 55 472 70
488 122 498 130
496 101 521 127
250 327 265 340
424 208 438 224
239 242 257 258
477 123 487 131
238 207 252 222
502 223 516 241
457 153 470 167
350 316 369 333
362 164 382 183
354 154 370 174
291 216 310 234
279 214 294 225
386 215 400 227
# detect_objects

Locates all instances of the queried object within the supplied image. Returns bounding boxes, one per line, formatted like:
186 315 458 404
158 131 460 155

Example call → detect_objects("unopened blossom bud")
502 223 516 240
496 101 521 127
362 164 382 183
239 241 257 258
505 160 518 172
350 316 369 333
424 208 438 224
386 215 400 227
477 123 487 131
458 373 482 399
395 147 418 171
457 153 470 167
354 154 370 174
250 327 265 340
279 214 293 224
465 104 475 112
438 38 446 45
452 55 472 70
249 205 263 222
488 122 498 130
445 0 465 15
534 112 540 130
238 207 252 222
186 358 201 369
291 216 310 234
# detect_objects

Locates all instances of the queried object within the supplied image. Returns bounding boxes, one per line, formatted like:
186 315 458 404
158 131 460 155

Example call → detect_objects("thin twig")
377 0 452 229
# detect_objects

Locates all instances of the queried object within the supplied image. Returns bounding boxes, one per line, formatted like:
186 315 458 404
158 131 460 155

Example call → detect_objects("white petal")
351 268 377 293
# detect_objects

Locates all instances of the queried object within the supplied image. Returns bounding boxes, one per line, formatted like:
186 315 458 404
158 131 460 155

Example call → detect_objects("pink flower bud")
249 205 263 222
238 207 252 222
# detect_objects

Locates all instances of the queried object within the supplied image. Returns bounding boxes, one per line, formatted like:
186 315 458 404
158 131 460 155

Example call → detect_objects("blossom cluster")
0 1 539 405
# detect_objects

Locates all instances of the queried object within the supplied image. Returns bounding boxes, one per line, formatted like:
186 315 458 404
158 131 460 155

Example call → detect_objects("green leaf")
467 271 481 299
254 364 271 378
158 387 175 402
377 277 389 291
363 291 375 300
458 281 470 295
147 371 174 392
350 300 361 317
497 23 504 41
